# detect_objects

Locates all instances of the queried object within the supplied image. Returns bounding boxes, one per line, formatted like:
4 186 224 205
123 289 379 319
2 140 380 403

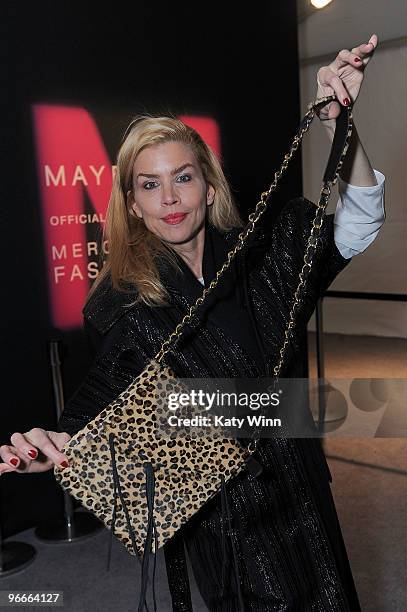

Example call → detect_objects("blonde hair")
86 114 244 308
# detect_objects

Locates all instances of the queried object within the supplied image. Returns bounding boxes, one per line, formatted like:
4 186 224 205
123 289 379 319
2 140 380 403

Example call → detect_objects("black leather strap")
298 98 352 184
318 99 352 183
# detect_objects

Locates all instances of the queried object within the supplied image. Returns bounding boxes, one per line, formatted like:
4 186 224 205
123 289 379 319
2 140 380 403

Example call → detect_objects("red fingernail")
354 57 361 63
28 450 38 458
10 458 19 466
60 460 69 468
343 98 350 106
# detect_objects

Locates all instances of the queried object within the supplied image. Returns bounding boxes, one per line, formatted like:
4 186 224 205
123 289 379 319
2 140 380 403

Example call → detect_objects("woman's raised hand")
0 428 71 475
316 33 378 120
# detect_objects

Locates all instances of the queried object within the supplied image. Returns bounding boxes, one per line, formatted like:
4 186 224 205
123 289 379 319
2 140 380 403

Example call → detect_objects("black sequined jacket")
57 197 358 611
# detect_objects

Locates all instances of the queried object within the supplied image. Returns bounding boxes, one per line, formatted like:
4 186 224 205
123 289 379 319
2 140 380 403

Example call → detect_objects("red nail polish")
354 57 361 63
28 450 38 458
10 458 19 466
343 98 350 106
60 460 69 468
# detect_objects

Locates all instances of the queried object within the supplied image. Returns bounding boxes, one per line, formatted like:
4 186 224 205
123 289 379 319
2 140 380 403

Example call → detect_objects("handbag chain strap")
154 95 353 384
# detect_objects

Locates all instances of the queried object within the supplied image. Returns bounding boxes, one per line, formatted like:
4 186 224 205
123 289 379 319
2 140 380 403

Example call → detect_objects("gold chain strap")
155 95 353 377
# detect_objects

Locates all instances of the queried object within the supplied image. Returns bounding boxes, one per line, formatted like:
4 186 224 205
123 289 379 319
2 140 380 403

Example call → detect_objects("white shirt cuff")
334 169 386 259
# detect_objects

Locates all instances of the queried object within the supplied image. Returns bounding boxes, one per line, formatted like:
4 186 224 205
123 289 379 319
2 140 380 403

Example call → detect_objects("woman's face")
129 141 215 245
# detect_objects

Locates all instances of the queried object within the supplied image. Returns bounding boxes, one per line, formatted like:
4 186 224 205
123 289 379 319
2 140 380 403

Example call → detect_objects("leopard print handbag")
54 96 353 606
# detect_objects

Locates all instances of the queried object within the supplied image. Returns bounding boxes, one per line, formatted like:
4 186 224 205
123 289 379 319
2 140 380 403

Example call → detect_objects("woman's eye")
177 174 192 183
143 181 157 190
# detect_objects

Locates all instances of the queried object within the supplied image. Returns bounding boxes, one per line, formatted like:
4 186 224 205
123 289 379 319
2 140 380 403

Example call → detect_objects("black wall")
2 1 303 537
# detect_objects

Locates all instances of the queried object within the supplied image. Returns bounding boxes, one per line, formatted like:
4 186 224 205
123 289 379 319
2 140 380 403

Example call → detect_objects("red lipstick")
162 213 187 225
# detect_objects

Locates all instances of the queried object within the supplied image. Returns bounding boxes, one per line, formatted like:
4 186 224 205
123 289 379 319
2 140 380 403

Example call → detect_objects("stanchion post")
34 340 103 544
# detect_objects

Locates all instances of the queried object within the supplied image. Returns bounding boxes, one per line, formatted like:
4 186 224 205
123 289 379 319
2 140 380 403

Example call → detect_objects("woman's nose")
161 182 179 206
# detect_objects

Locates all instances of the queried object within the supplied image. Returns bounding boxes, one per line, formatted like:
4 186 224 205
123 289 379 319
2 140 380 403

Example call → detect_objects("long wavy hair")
85 114 244 309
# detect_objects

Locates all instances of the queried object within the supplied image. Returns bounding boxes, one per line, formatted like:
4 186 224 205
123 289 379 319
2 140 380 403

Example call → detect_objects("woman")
1 36 385 610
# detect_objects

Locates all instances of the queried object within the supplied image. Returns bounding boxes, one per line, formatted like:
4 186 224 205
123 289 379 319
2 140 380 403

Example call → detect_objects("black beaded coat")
58 197 361 611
